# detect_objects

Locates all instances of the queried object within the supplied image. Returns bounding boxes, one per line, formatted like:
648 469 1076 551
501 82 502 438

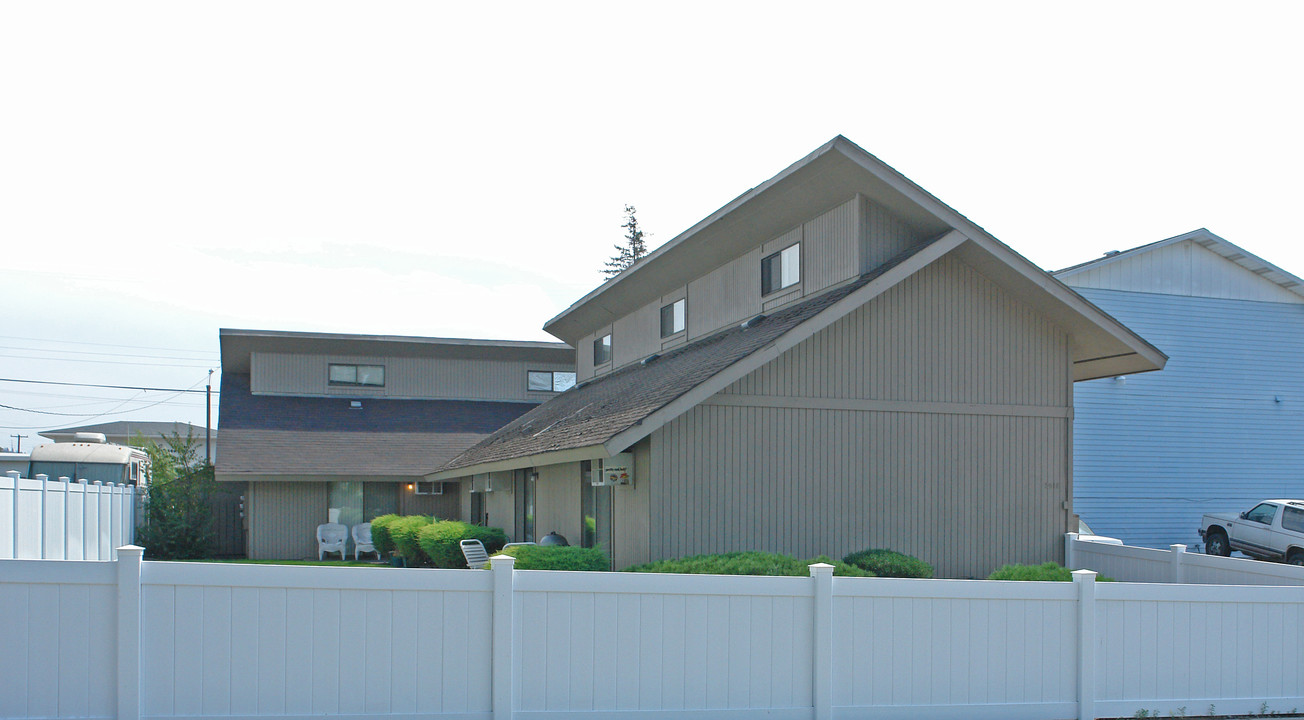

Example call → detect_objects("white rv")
27 433 150 486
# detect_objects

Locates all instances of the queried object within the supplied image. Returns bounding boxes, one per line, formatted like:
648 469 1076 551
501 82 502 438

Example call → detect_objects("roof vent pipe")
741 314 766 330
641 353 660 365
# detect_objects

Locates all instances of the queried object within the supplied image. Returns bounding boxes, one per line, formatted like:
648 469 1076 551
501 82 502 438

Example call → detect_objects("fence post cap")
490 554 516 568
808 562 835 577
1170 543 1187 553
1071 569 1097 582
116 545 145 555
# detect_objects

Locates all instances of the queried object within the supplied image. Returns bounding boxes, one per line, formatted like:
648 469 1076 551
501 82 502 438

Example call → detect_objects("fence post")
60 477 71 560
80 479 90 561
492 554 517 720
37 474 49 559
8 471 18 559
116 545 144 720
1169 544 1185 584
1065 532 1079 569
1073 569 1097 720
809 562 835 720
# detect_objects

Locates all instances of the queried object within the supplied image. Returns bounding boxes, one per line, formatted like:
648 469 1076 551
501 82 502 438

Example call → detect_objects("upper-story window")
329 363 385 387
660 298 686 338
761 243 801 296
528 370 577 392
593 334 612 366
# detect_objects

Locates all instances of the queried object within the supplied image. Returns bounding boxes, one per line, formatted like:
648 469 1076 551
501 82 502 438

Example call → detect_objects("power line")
0 377 217 394
0 353 214 368
0 334 219 355
0 378 209 429
0 344 218 361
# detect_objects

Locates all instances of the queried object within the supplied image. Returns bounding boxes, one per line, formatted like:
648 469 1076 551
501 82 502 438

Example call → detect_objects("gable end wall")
648 252 1074 578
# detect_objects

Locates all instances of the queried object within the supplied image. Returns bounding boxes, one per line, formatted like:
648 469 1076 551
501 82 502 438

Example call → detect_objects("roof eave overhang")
429 444 610 481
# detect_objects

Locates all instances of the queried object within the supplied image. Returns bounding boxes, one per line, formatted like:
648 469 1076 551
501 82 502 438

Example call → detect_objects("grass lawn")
193 558 393 567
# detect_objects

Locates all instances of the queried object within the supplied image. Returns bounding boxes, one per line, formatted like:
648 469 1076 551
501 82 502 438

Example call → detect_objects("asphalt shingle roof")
216 373 539 476
437 241 935 475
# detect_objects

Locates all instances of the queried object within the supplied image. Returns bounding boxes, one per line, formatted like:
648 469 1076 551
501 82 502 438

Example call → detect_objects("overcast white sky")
2 1 1302 450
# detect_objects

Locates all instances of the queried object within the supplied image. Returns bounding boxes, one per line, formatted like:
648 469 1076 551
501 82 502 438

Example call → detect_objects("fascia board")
601 230 969 455
428 444 609 480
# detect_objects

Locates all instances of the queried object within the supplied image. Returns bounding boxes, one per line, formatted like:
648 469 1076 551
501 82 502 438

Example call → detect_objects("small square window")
593 334 612 366
660 298 686 338
527 371 552 392
761 243 801 296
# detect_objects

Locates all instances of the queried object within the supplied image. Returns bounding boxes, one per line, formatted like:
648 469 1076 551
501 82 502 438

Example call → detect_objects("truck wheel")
1205 529 1230 557
1288 550 1304 566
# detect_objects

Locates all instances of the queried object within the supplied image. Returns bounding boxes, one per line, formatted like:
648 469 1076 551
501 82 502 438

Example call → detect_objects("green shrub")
388 515 433 565
370 514 402 557
488 545 609 571
987 562 1113 582
842 548 933 578
624 551 873 577
416 520 509 568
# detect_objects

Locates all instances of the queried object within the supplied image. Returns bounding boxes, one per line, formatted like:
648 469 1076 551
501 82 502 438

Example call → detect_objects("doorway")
580 460 614 559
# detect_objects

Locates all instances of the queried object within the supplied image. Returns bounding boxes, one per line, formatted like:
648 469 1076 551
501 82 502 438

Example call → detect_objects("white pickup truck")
1199 499 1304 564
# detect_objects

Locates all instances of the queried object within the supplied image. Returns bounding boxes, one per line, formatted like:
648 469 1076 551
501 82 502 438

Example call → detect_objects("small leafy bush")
388 515 433 565
987 562 1113 582
624 551 873 577
416 520 509 568
370 514 402 557
489 545 609 571
842 548 933 578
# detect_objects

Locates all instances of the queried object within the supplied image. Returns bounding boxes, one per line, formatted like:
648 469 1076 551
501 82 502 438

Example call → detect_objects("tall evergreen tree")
603 204 649 277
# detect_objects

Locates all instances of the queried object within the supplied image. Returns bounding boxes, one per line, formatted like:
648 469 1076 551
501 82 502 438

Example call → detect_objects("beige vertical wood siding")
613 439 652 569
648 251 1073 579
483 471 516 539
613 302 661 367
686 248 763 341
1061 239 1304 303
250 353 574 402
533 462 582 545
861 197 925 272
802 197 860 295
246 481 328 560
398 481 462 519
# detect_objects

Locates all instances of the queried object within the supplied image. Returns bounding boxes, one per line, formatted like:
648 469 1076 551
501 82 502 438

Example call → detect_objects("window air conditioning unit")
470 474 494 493
415 480 443 496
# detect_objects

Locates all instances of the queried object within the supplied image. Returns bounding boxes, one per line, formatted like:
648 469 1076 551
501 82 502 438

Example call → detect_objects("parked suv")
1200 500 1304 564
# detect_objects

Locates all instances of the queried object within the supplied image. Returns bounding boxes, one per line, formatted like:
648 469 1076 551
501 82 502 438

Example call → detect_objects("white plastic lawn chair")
317 523 348 561
352 522 378 561
460 539 489 569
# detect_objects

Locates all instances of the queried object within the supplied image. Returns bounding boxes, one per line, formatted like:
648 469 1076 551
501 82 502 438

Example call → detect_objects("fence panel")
1 474 138 561
1068 533 1304 585
1094 582 1304 718
138 562 495 719
0 560 118 719
514 571 815 716
832 578 1079 718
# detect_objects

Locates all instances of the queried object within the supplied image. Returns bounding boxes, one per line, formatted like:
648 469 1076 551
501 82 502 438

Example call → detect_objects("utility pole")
205 369 213 465
10 433 27 452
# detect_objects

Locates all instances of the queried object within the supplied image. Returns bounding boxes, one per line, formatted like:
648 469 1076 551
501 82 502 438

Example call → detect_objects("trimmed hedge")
624 551 873 577
842 548 933 578
987 562 1113 582
416 520 509 569
488 545 609 571
370 514 402 557
388 515 434 565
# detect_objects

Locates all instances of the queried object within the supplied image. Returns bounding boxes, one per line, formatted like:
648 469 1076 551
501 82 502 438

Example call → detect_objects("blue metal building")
1056 229 1304 549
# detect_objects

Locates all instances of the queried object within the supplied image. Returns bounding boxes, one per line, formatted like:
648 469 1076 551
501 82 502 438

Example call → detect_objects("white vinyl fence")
1067 532 1304 586
3 548 1304 720
1 472 139 561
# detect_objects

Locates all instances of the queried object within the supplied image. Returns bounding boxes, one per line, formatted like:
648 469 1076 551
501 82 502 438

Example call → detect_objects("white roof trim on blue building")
1055 228 1304 301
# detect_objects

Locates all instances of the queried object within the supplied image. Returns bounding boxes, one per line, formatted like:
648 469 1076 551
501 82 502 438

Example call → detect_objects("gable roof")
1053 228 1304 301
435 226 1166 479
542 135 1165 383
216 373 538 477
40 421 209 442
